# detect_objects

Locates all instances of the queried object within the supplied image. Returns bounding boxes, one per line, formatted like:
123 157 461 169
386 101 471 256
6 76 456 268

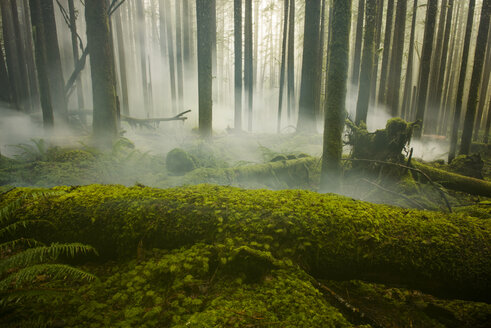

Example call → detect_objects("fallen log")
3 184 490 302
413 161 491 198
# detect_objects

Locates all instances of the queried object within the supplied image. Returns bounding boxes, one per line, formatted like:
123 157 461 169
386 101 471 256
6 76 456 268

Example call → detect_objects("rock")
166 148 196 175
449 154 484 179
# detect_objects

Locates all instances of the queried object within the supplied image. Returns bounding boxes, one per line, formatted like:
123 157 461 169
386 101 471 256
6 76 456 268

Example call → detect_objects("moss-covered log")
3 184 490 302
413 161 491 197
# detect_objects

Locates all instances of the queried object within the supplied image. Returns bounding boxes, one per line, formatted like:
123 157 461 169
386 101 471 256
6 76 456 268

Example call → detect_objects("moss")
166 149 197 176
449 154 484 179
3 184 491 301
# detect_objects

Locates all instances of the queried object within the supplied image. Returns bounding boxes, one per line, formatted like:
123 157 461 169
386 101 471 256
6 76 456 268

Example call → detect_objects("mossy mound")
449 154 484 179
3 184 490 302
166 148 197 175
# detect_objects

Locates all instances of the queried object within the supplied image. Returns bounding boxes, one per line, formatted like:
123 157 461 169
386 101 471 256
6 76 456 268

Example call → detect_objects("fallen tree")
3 184 490 302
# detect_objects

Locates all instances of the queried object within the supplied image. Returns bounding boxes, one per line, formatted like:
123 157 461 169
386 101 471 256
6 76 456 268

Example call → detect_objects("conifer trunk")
351 0 365 86
245 0 253 131
377 0 394 105
402 0 418 120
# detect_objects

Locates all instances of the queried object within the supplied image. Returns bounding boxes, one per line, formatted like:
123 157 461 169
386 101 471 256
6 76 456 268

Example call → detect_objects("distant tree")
448 0 476 162
351 0 365 86
287 0 295 120
182 0 191 67
314 0 327 120
369 0 384 103
136 0 151 116
321 0 352 193
377 0 394 105
196 0 214 138
297 0 321 132
234 0 242 130
0 38 11 103
401 0 418 119
387 0 407 117
245 0 253 131
175 0 184 111
114 8 129 116
68 0 86 113
85 0 118 142
414 0 438 138
161 0 177 114
355 0 377 125
473 29 491 141
277 0 289 132
460 0 490 155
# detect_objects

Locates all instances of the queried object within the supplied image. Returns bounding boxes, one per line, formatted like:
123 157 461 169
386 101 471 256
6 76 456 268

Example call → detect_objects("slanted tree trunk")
245 0 253 131
277 0 289 133
234 0 242 130
297 0 321 132
401 0 418 120
67 0 85 112
387 0 407 117
414 0 438 138
355 0 377 125
377 0 394 105
196 0 214 138
28 0 53 128
448 0 476 162
351 0 365 86
287 0 295 121
321 0 352 193
86 0 118 142
459 0 490 155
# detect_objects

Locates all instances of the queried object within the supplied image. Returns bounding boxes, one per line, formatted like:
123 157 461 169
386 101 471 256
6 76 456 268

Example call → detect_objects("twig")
361 178 426 210
342 158 453 213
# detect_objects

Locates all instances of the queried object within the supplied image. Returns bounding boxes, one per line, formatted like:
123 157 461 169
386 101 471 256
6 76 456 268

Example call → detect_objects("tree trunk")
136 0 151 117
196 0 214 138
22 0 41 111
387 0 407 117
413 0 438 138
161 0 177 114
67 0 85 113
355 0 377 125
369 0 384 104
351 0 365 86
448 0 476 162
287 0 295 121
314 0 326 121
321 0 352 193
28 0 53 128
0 34 11 103
459 0 490 155
245 0 253 131
484 95 491 143
277 0 289 133
182 0 191 68
175 0 184 112
86 0 118 142
297 0 321 132
473 27 491 141
114 8 129 116
401 0 418 120
377 0 394 105
234 0 242 130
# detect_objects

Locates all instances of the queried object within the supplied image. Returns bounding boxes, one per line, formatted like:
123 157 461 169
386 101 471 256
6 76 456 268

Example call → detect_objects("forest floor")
1 122 490 327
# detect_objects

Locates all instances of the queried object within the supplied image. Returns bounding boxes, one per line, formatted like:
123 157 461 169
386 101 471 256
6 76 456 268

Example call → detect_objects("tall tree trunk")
41 0 68 122
297 0 321 132
351 0 365 86
387 0 407 117
484 95 491 143
377 0 394 105
196 0 214 138
68 0 85 112
448 0 476 162
321 0 352 193
460 0 490 155
253 0 259 89
0 34 12 103
28 0 53 128
162 0 177 114
114 8 129 116
136 0 151 117
414 0 438 138
355 0 377 124
182 0 191 67
473 27 491 141
234 0 242 130
401 0 418 120
369 0 384 104
314 0 326 121
86 0 118 142
175 0 184 111
287 0 295 121
277 0 289 132
245 0 253 131
22 0 41 110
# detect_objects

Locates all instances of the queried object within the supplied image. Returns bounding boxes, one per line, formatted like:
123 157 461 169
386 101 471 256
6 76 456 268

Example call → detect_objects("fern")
0 238 44 252
0 220 53 238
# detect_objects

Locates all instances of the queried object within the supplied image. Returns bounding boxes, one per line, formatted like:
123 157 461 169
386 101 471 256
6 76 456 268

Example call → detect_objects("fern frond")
0 263 97 291
0 288 67 307
0 238 45 251
0 220 53 238
0 243 98 274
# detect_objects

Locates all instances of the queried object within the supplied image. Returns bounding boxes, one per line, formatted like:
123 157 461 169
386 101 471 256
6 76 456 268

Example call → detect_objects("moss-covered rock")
449 154 484 179
166 148 197 175
3 184 490 302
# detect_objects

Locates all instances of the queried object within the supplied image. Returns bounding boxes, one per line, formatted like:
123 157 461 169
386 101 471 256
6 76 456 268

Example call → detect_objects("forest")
0 0 490 327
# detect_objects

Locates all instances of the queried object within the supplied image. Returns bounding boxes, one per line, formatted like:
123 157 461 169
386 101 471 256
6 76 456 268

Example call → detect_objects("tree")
473 28 491 141
351 0 365 86
377 0 394 105
175 0 184 111
355 0 377 125
448 0 476 162
320 0 352 193
136 0 152 117
401 0 418 119
160 0 177 114
196 0 214 138
369 0 384 104
68 0 85 113
287 0 295 120
414 0 438 138
234 0 242 130
85 0 118 142
114 7 129 116
297 0 321 132
245 0 253 131
387 0 407 117
0 37 11 103
460 0 490 155
277 0 289 132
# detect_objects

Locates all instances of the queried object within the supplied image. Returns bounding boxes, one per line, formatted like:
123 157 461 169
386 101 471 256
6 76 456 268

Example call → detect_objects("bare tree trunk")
182 0 191 67
68 0 85 113
162 0 177 114
114 8 129 116
175 0 184 111
136 0 151 117
287 0 295 121
473 26 491 141
377 0 394 105
448 0 476 162
484 95 491 143
351 0 365 86
402 0 418 120
314 0 326 121
277 0 289 133
369 0 384 104
245 0 253 131
234 0 242 130
21 0 40 110
0 37 10 103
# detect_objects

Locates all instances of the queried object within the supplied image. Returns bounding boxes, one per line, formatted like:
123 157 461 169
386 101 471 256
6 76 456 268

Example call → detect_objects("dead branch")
361 178 426 210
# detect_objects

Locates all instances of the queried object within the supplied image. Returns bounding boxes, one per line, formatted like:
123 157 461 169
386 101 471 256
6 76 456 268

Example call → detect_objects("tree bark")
136 0 151 117
401 0 418 120
377 0 394 105
369 0 384 104
67 0 85 113
245 0 253 131
287 0 295 121
277 0 290 133
351 0 365 86
234 0 242 130
0 33 11 103
175 0 184 111
473 26 491 141
321 0 352 193
114 8 129 116
161 0 177 114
